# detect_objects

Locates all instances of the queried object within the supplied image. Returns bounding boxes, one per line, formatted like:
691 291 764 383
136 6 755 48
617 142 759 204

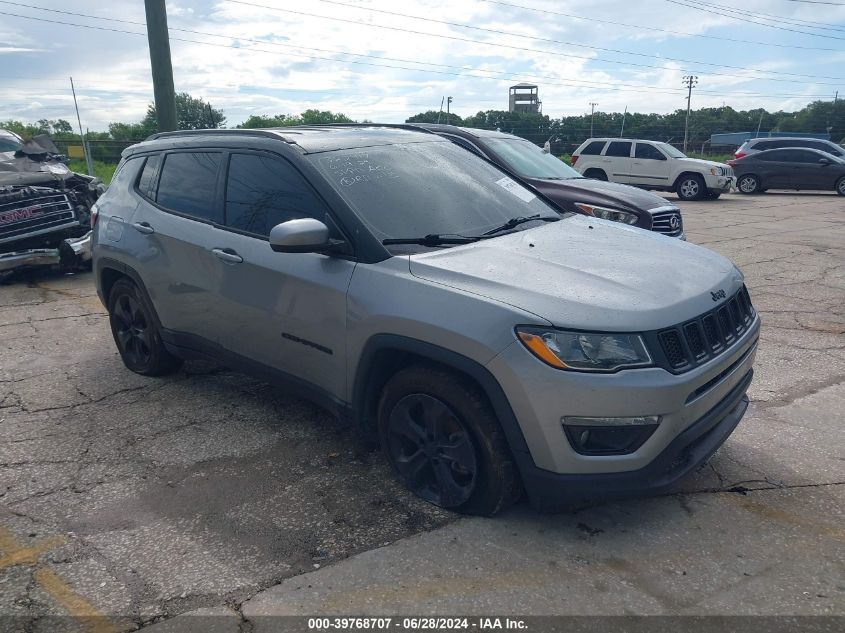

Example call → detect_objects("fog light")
562 416 660 455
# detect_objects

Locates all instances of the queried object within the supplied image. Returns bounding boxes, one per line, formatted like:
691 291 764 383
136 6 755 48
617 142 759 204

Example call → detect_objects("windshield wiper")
382 234 483 247
482 214 558 236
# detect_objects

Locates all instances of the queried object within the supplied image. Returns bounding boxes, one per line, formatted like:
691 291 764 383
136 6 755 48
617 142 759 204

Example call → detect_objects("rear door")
756 150 792 188
128 150 224 344
600 141 633 183
631 142 671 187
208 151 355 398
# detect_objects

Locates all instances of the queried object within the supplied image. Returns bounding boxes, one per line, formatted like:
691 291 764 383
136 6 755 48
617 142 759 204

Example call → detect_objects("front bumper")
704 173 734 192
517 370 751 508
0 231 92 274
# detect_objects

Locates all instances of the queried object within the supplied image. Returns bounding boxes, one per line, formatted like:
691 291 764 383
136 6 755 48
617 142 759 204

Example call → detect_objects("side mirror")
269 218 331 253
818 157 831 165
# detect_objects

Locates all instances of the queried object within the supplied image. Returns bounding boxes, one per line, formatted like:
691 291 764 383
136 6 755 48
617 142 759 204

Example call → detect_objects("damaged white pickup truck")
0 131 106 282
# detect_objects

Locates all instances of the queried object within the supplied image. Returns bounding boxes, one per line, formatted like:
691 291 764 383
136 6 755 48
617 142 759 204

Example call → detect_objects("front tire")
108 279 183 376
836 176 845 196
676 174 706 200
737 174 761 194
378 364 521 516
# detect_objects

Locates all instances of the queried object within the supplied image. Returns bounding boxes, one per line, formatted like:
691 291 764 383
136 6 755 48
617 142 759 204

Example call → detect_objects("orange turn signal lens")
517 332 567 369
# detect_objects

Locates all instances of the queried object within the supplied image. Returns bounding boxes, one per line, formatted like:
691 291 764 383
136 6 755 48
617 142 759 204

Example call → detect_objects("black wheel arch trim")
353 334 533 460
95 257 164 331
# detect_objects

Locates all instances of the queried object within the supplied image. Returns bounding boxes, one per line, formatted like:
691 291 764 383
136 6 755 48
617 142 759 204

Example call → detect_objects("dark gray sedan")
729 148 845 196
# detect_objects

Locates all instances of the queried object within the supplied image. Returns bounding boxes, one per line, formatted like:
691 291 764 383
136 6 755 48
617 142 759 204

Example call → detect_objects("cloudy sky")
2 0 845 131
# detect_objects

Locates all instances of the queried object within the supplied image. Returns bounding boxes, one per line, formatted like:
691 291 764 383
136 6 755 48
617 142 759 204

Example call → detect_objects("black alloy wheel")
386 393 478 507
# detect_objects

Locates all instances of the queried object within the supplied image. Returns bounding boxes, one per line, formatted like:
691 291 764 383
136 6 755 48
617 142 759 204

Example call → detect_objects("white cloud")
0 0 843 130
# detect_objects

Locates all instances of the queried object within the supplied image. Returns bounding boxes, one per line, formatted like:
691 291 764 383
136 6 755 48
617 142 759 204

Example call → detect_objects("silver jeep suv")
92 126 759 515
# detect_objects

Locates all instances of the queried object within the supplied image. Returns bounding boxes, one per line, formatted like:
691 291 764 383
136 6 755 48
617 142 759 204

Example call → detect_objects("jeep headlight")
710 166 724 176
573 203 638 225
516 327 652 372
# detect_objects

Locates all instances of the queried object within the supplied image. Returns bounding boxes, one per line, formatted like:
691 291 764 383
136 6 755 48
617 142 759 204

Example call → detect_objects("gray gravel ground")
0 191 843 631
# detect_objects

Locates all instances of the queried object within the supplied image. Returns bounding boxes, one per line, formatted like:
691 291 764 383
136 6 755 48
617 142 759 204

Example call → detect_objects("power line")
779 0 845 5
666 0 845 39
227 0 845 81
675 0 845 30
475 0 844 51
2 6 840 99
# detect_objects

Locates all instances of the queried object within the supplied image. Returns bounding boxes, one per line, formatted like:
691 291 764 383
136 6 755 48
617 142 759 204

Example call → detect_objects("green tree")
143 92 226 130
405 110 464 125
237 110 354 128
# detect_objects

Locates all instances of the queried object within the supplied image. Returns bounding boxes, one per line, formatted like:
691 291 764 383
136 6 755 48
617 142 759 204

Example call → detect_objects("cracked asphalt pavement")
0 192 843 630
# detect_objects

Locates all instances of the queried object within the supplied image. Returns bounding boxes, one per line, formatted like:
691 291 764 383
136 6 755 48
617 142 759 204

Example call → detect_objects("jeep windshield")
310 140 560 248
484 137 582 180
657 143 687 159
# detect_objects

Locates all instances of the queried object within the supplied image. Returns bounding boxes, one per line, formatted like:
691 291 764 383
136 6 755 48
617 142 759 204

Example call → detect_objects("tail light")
570 155 579 165
734 152 746 159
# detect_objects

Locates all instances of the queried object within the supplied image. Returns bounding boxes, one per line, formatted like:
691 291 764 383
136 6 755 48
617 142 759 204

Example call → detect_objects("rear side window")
137 154 161 199
580 141 606 155
754 141 774 151
156 152 222 223
224 153 329 236
634 143 665 160
784 150 822 163
759 150 789 161
605 141 632 157
109 157 143 190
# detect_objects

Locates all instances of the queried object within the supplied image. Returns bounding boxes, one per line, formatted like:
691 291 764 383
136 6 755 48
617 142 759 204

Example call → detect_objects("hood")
409 215 742 332
524 176 672 214
676 157 729 171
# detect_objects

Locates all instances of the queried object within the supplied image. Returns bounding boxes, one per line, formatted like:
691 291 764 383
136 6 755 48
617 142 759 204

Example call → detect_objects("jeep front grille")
0 192 76 243
657 286 756 372
650 208 683 236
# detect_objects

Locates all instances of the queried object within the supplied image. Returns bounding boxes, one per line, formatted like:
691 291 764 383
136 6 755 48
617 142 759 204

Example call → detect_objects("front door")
209 151 355 399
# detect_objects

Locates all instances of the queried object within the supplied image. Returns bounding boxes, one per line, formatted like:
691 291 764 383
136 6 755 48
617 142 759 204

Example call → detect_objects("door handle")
132 221 155 235
211 248 243 264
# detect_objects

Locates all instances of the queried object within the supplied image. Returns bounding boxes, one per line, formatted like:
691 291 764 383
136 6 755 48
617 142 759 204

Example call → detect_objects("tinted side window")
787 150 822 163
225 153 329 236
156 152 222 222
137 154 161 199
754 141 774 151
109 157 143 190
605 141 632 157
759 150 789 162
635 143 665 160
580 141 606 155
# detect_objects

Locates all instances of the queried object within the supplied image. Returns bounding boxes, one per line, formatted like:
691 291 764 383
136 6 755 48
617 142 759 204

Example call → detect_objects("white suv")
572 138 734 201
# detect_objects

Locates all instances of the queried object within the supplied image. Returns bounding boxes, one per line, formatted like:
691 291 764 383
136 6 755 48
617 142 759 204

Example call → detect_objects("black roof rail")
144 129 288 141
145 123 437 142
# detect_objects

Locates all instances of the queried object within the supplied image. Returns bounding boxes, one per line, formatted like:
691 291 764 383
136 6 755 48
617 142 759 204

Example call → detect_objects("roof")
711 131 831 145
141 125 444 154
409 123 516 140
510 83 538 88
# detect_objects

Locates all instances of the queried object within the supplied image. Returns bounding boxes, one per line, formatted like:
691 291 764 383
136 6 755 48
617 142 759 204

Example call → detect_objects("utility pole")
436 96 444 124
589 102 598 137
446 96 453 125
620 106 627 138
69 77 92 176
682 75 698 154
144 0 177 132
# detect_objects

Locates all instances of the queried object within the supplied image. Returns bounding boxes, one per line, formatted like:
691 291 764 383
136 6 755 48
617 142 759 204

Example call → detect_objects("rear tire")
836 176 845 196
676 174 706 200
584 169 608 181
377 364 522 516
108 279 183 376
737 174 761 194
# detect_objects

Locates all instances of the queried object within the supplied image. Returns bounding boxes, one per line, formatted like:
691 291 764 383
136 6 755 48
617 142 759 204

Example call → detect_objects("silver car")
92 126 759 515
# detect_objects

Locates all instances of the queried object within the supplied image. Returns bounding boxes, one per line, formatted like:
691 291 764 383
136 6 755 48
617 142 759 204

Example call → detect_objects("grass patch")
68 159 118 184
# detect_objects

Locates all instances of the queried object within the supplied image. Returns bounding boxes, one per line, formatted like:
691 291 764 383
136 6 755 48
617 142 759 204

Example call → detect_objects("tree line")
3 95 842 158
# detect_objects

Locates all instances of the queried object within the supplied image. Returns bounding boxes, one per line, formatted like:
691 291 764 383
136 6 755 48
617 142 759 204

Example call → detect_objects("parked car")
735 137 845 160
409 124 683 238
0 132 105 282
572 138 734 201
93 126 759 515
729 148 845 195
